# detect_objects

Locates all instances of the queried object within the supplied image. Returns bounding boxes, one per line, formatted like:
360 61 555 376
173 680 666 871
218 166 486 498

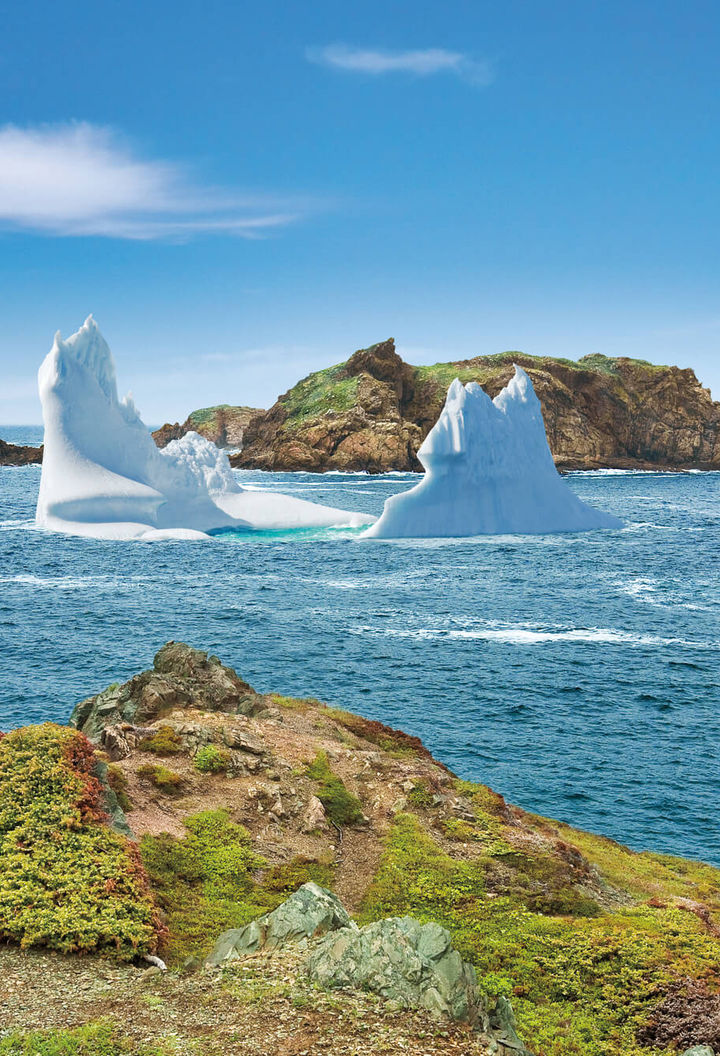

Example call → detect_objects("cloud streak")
306 45 493 85
0 123 302 241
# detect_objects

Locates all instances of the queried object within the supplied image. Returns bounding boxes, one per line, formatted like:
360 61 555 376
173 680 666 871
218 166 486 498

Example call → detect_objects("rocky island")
234 339 720 472
1 642 719 1055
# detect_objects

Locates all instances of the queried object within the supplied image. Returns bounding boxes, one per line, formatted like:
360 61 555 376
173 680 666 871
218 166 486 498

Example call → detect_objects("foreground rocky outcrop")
232 338 720 472
4 641 720 1055
152 404 262 450
207 883 352 965
306 911 488 1030
0 437 42 465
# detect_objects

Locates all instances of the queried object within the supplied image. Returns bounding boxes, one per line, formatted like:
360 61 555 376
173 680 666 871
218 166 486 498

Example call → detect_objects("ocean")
1 424 719 864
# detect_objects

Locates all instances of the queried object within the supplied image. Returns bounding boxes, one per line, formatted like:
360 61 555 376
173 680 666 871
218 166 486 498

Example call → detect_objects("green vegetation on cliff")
281 364 361 424
0 724 160 957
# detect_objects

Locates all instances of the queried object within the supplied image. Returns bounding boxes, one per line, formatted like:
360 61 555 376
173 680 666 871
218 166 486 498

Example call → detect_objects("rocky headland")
234 339 720 472
0 437 42 466
1 642 720 1055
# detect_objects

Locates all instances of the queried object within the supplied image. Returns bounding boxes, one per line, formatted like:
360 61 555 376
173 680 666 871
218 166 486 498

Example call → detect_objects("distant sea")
1 424 719 864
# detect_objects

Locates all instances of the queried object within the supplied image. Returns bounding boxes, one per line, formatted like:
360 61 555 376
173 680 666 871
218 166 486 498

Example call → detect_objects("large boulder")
70 642 261 743
682 1049 715 1056
206 883 352 966
306 915 487 1030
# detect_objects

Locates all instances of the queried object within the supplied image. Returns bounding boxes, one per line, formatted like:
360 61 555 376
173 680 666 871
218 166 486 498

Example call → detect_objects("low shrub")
261 856 334 894
406 782 435 809
0 724 161 957
362 812 720 1056
304 751 364 826
137 764 184 795
139 727 183 756
193 744 232 773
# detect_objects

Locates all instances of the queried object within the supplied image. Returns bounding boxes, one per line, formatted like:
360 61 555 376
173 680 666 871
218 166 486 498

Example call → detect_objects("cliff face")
153 404 263 450
233 340 720 472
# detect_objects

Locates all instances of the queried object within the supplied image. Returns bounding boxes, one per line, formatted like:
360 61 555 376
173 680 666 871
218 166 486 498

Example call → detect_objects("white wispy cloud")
306 45 493 86
0 123 303 241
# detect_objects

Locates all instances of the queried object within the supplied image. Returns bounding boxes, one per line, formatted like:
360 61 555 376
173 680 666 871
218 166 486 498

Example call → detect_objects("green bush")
406 782 435 809
139 727 183 756
140 809 268 961
193 744 232 773
0 724 160 957
304 751 364 827
137 764 183 795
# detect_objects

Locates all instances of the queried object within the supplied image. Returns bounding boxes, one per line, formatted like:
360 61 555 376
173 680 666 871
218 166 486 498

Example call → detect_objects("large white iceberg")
36 316 374 540
364 367 621 538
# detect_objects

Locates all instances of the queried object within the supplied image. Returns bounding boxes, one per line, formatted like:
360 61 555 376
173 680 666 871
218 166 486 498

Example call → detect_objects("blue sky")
1 0 719 423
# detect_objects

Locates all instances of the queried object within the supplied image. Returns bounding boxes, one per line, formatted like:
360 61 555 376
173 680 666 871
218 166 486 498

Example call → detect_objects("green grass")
0 724 160 958
186 405 233 428
0 1024 174 1056
304 751 364 826
140 809 266 962
140 810 334 963
279 366 360 425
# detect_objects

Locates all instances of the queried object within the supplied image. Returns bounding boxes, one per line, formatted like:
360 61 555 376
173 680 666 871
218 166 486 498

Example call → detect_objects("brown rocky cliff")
234 340 720 472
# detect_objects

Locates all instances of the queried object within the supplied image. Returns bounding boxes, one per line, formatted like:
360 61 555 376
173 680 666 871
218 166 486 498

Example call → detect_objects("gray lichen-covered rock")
206 883 352 966
70 642 261 744
93 758 132 838
681 1048 715 1056
491 994 533 1053
306 915 487 1030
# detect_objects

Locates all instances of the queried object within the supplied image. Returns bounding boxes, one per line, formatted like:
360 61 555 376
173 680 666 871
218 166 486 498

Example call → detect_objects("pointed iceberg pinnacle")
363 366 622 538
36 318 375 540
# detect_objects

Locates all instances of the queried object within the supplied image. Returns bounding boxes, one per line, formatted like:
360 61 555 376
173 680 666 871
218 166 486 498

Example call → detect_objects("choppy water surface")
1 424 719 864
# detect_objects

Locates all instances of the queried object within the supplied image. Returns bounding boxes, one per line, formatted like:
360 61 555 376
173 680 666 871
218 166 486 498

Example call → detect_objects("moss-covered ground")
139 809 333 962
359 792 720 1056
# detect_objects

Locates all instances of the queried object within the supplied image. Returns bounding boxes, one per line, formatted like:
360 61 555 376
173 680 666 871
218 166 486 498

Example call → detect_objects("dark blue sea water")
1 424 719 864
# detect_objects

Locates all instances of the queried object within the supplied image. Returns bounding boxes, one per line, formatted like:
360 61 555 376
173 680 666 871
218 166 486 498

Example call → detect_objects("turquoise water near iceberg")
1 425 719 864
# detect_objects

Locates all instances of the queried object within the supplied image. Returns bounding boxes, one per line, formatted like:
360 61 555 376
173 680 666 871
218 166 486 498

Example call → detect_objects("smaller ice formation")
364 367 621 538
36 317 374 540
